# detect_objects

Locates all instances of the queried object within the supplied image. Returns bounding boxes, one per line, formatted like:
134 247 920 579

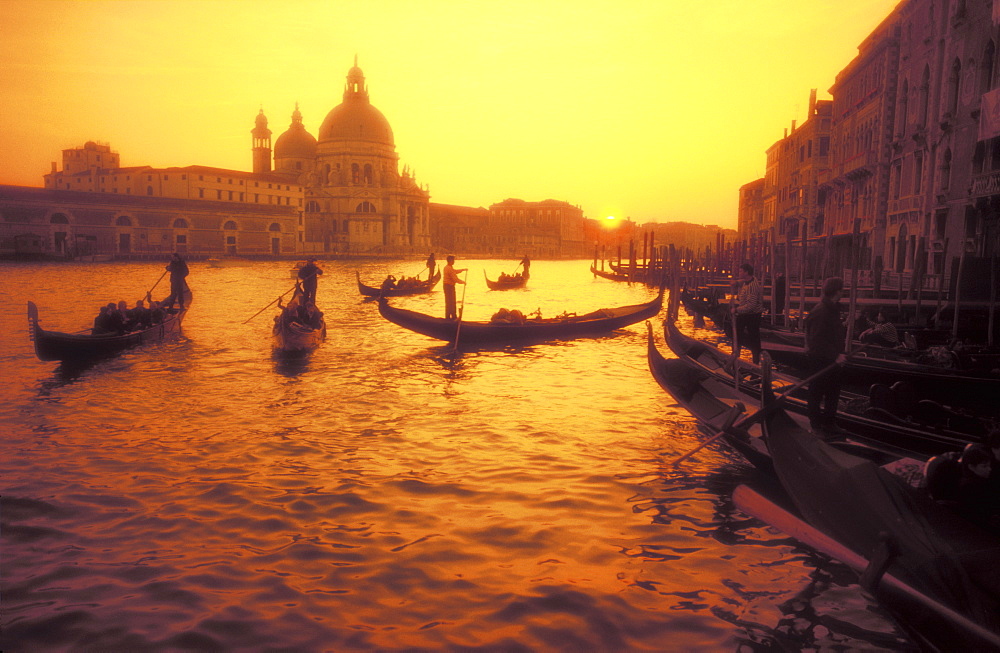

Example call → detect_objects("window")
176 234 187 244
174 218 188 228
269 223 281 232
115 216 132 226
355 201 377 213
946 58 961 117
914 151 924 193
224 220 238 230
982 41 995 92
147 186 154 195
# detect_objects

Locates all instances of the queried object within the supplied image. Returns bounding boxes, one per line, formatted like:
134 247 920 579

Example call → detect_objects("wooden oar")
146 269 168 298
670 355 845 466
733 484 1000 650
452 270 470 350
242 280 306 324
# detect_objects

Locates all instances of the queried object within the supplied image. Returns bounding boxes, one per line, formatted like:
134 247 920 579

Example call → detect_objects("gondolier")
165 253 189 310
298 258 323 304
804 277 846 435
443 255 467 320
731 263 764 365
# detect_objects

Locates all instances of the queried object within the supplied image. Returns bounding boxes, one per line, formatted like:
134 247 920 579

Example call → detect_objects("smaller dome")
275 123 317 159
274 105 317 159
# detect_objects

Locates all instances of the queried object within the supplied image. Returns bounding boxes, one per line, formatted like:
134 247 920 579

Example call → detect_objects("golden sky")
0 0 899 228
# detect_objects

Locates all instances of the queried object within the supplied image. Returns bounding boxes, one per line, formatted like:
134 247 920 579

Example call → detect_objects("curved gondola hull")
27 291 192 362
378 289 662 345
589 264 631 282
484 269 529 290
357 271 441 298
273 321 326 352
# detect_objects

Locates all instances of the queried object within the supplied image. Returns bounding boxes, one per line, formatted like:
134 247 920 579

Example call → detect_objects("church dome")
275 105 317 159
319 61 394 147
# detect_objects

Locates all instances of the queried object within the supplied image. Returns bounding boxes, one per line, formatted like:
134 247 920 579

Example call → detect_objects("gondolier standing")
443 255 467 320
298 258 323 304
804 277 846 435
426 253 436 280
730 263 764 365
165 253 189 310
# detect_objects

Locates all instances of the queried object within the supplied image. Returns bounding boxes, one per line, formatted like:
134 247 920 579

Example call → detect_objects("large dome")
275 106 318 159
318 63 394 147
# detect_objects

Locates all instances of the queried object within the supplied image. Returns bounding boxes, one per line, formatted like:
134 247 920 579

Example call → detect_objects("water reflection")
0 260 912 651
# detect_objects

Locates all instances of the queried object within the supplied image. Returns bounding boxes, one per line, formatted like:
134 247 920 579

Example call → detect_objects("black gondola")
663 320 985 458
272 286 326 353
356 270 441 298
484 269 529 290
27 290 192 363
378 288 663 345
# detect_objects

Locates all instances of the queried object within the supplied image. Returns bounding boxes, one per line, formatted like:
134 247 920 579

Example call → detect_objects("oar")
242 279 306 324
146 269 168 298
670 355 845 466
452 270 470 351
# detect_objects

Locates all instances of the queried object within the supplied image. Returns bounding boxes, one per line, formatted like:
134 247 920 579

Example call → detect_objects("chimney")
791 120 797 132
51 162 57 173
809 88 817 115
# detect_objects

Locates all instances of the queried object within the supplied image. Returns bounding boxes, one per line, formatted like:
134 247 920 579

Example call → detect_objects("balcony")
970 170 1000 197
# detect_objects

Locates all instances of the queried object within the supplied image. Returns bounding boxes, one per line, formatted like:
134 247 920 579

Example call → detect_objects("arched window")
115 216 132 227
351 163 360 184
50 214 69 224
946 58 961 117
355 201 376 213
897 79 908 137
919 65 930 127
896 224 908 272
174 218 188 228
363 164 373 184
973 142 986 175
306 200 320 212
982 41 996 93
940 148 952 191
343 219 350 232
268 223 281 232
223 220 238 230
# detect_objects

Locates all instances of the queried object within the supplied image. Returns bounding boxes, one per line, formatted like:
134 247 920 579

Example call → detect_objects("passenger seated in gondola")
92 304 113 335
859 311 899 347
127 299 152 331
956 444 1000 532
148 300 166 325
381 275 397 293
104 302 127 335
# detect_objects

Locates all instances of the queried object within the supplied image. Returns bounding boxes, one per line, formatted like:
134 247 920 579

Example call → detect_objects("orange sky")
0 0 899 228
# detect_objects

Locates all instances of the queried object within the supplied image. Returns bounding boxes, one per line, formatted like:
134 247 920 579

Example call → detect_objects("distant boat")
356 270 441 297
484 269 529 290
207 257 251 268
27 290 191 362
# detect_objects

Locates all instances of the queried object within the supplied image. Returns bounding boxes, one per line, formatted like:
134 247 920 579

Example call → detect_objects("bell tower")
251 108 272 173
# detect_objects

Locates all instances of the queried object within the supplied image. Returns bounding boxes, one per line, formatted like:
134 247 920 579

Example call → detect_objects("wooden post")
769 227 779 326
989 255 997 347
845 219 862 350
934 238 948 330
799 217 808 327
914 237 926 324
783 230 792 327
952 243 967 339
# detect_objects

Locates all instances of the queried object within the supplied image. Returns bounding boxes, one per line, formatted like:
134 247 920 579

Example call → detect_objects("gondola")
27 290 192 362
645 322 911 471
356 270 441 298
272 287 326 353
664 320 984 459
378 287 663 345
746 400 1000 651
589 264 632 282
484 269 529 290
759 336 1000 413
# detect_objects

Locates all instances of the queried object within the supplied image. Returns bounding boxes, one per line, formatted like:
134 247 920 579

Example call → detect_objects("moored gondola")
589 264 632 282
664 320 985 458
27 289 192 362
750 401 1000 651
378 287 663 345
484 268 529 290
356 270 441 298
272 286 326 353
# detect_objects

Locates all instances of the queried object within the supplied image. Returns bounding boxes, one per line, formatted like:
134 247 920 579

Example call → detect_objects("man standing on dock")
730 263 764 365
804 277 846 435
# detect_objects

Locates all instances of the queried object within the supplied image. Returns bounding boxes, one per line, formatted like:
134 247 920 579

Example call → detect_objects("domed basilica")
254 59 431 253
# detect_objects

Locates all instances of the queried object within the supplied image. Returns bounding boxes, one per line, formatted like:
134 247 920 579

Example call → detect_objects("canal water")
0 259 915 651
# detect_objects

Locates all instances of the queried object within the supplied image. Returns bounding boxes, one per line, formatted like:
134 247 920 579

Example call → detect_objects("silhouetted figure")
298 258 323 304
804 277 845 434
164 253 189 309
